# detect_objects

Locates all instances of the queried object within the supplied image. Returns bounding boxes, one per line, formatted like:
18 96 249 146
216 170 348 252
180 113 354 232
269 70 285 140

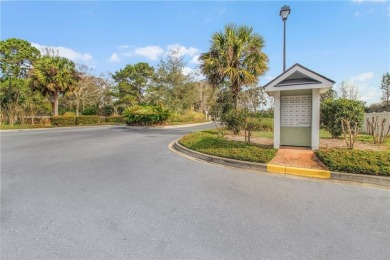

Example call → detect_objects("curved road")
1 125 389 259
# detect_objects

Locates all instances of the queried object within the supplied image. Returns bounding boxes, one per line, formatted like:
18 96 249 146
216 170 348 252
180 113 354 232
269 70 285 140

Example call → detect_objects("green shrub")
254 118 274 131
179 130 277 163
76 116 102 125
321 98 364 138
82 106 98 115
249 111 274 118
102 105 115 117
50 116 76 126
105 115 124 123
315 149 390 176
122 105 170 125
221 109 248 134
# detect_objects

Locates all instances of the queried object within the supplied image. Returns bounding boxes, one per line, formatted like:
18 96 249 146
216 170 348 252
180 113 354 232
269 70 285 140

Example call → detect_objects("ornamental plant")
122 105 170 125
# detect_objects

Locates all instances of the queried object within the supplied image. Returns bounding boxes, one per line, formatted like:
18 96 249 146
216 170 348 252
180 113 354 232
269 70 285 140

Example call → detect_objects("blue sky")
2 0 389 105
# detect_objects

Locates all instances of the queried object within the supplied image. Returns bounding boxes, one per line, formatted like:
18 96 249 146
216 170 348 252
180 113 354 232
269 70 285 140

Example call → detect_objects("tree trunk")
233 94 238 109
30 103 35 125
76 99 80 116
52 91 59 116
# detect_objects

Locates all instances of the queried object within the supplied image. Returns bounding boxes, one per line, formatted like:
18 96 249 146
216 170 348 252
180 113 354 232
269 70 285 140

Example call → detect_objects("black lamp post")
280 5 291 72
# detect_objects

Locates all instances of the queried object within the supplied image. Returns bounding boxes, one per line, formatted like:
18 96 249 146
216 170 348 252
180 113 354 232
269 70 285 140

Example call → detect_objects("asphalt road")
1 125 390 259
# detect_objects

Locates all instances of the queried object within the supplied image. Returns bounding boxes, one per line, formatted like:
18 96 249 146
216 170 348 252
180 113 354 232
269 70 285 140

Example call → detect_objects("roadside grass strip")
315 149 390 176
179 130 277 164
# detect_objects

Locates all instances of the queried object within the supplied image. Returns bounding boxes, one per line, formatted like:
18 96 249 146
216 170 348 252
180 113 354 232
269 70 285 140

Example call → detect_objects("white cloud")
350 72 374 82
190 55 201 65
32 43 94 64
109 53 120 63
134 46 164 60
182 67 194 76
167 44 199 57
357 83 381 105
345 72 379 105
112 43 201 62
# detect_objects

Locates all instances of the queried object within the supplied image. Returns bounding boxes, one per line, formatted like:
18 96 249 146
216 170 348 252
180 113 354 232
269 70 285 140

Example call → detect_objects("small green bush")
254 118 273 131
76 116 102 125
50 116 76 126
105 115 124 123
122 105 170 125
179 130 277 163
221 109 248 134
249 111 274 118
321 98 364 138
315 149 390 176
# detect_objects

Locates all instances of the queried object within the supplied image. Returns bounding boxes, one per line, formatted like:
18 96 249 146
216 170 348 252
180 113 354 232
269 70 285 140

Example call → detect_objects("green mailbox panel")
280 90 312 147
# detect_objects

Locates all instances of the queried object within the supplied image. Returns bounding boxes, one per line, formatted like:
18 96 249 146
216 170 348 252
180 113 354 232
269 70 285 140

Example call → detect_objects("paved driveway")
1 125 389 259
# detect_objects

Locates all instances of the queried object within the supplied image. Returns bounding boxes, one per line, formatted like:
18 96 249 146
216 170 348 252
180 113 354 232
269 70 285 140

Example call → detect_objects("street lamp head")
280 5 291 21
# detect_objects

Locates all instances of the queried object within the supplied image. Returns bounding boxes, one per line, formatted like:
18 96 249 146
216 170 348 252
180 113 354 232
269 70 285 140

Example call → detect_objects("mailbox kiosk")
264 64 335 150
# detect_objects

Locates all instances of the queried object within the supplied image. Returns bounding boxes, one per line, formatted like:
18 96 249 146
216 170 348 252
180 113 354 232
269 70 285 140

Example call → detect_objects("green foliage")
82 106 98 115
321 98 365 138
199 24 269 108
50 116 76 126
29 55 79 116
320 88 338 102
105 115 124 123
221 109 248 134
249 117 273 131
150 49 197 113
244 117 264 143
244 118 263 131
179 130 277 163
76 116 102 125
112 62 154 106
315 149 390 176
0 38 41 125
0 38 40 79
249 111 274 118
122 105 170 125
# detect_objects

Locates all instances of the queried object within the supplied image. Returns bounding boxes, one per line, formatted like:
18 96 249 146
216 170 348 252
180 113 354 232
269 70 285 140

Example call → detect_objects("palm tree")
29 55 78 116
200 24 268 109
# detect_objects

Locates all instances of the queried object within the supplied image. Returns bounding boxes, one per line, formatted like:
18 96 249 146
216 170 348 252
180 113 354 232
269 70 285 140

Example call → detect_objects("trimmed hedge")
105 115 124 123
50 116 76 126
122 105 170 125
179 130 277 163
315 149 390 176
76 116 102 125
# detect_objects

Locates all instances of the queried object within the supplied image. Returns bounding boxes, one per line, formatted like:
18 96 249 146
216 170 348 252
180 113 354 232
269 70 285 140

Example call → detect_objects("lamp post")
280 5 291 72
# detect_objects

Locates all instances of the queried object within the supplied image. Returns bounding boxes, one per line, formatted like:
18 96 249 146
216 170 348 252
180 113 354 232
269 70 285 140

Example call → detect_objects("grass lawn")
179 130 277 163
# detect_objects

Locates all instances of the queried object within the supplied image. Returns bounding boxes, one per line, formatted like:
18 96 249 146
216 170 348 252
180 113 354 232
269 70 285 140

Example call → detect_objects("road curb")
126 121 213 130
267 164 331 179
173 141 390 187
331 171 390 186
